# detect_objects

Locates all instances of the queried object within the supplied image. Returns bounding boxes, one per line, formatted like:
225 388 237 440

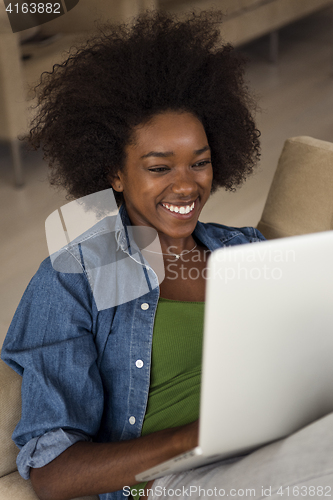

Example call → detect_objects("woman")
2 10 332 500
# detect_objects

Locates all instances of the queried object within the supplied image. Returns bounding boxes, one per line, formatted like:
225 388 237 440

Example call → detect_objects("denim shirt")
1 205 265 500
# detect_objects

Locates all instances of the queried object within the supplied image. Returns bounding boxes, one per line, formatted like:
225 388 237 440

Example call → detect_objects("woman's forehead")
128 111 209 154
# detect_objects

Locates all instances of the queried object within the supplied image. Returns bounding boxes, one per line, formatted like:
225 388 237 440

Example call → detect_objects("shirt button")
135 359 144 368
141 303 149 310
129 416 136 425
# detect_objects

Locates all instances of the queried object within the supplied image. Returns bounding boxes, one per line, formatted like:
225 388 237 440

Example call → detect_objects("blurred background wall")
1 0 333 345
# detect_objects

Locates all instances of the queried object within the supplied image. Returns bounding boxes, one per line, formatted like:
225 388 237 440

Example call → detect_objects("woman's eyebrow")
194 145 211 155
140 151 174 159
140 145 210 159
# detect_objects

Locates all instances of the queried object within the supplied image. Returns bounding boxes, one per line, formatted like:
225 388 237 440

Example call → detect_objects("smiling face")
111 111 213 245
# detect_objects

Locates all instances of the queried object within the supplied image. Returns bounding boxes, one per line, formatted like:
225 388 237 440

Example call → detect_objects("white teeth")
162 201 196 214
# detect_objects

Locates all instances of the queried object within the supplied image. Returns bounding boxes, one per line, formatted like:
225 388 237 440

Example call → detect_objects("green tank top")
131 297 204 500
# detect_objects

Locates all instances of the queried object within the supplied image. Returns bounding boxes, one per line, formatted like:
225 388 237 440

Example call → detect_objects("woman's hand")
30 420 199 500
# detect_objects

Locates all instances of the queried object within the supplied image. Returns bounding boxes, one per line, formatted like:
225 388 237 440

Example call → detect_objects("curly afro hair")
27 10 260 206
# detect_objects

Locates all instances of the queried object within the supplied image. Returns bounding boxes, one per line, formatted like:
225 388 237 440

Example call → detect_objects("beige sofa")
1 135 332 499
257 136 333 238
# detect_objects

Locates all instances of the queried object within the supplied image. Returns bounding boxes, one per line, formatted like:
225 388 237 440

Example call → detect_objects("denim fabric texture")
1 204 265 500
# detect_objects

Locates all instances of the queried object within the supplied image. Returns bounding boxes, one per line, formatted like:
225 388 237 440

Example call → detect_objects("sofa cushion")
0 359 22 478
0 471 99 500
257 136 333 239
0 471 39 500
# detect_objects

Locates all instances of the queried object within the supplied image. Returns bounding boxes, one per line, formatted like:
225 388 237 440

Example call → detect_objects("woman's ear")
109 172 124 193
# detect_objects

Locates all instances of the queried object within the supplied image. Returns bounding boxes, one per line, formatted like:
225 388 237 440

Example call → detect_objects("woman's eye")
193 160 212 168
148 167 169 173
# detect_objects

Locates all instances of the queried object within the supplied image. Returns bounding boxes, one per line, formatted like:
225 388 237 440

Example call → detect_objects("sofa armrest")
0 359 22 478
257 136 333 239
0 471 39 500
0 471 99 500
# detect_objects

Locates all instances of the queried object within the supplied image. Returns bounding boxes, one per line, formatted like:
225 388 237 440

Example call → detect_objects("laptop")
136 230 333 482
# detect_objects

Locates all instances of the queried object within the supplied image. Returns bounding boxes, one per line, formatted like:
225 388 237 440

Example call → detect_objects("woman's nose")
171 168 197 196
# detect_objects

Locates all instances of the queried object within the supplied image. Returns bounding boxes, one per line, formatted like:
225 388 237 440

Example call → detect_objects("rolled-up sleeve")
253 227 266 242
1 255 105 479
17 428 91 479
